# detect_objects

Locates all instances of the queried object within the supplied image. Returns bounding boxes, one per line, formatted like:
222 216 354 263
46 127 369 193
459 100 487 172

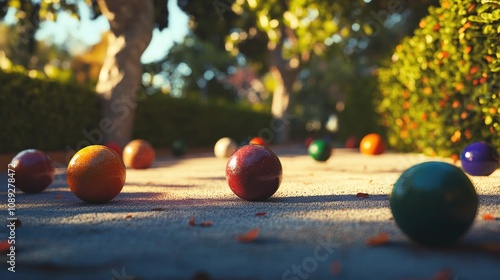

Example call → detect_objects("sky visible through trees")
2 0 189 63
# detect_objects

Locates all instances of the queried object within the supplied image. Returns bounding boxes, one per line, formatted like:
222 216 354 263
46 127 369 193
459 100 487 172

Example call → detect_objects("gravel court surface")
0 146 499 280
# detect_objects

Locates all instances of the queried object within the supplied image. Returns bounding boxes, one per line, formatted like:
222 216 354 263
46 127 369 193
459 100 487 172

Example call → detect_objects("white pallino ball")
214 137 238 158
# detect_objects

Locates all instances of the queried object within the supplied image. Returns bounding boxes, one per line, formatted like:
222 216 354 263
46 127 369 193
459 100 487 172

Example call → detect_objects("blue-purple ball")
460 142 499 176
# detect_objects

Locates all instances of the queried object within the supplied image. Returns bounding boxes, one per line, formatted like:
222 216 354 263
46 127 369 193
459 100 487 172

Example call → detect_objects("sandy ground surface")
0 146 499 280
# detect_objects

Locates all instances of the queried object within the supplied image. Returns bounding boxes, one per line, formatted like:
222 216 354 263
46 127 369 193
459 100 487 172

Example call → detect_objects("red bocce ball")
9 149 55 193
105 141 123 157
226 145 282 201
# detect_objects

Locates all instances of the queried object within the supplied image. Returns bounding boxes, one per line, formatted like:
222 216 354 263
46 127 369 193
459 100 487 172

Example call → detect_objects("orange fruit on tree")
122 139 155 169
67 145 126 203
360 133 386 155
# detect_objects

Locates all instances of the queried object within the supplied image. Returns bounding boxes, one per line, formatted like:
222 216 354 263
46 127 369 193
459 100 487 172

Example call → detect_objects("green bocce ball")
308 140 332 162
171 140 187 156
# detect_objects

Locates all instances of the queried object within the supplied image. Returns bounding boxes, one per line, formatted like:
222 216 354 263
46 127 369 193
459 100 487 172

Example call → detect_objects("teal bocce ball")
390 162 478 247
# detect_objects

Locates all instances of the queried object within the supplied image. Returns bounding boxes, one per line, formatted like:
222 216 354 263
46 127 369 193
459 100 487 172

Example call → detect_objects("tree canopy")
182 0 439 67
180 0 439 142
0 0 169 28
0 0 170 69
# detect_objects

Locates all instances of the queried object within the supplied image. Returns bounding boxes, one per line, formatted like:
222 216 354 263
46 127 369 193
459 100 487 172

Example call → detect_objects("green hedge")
0 70 100 153
0 69 291 153
133 94 274 148
377 0 500 157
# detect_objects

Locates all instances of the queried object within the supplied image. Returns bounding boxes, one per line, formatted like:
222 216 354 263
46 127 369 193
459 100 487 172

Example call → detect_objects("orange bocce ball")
67 145 126 203
122 139 155 169
360 133 386 155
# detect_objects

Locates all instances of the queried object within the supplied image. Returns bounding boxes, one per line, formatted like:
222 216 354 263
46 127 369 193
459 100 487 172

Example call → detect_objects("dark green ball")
390 162 478 247
308 140 332 162
171 140 187 156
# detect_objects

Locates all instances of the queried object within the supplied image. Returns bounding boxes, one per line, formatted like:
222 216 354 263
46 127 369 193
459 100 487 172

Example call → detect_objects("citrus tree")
377 0 500 156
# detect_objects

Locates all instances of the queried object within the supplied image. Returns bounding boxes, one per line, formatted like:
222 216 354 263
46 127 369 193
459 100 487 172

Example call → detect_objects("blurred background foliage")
5 0 498 156
179 0 440 143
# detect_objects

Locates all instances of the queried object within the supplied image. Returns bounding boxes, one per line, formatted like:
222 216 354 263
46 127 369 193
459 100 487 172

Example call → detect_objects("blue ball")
460 142 499 176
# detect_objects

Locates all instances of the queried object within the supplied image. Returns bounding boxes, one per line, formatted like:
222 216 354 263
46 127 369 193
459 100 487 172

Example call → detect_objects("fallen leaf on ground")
125 214 132 219
433 268 453 280
356 193 369 198
330 260 342 276
237 228 260 243
55 194 62 199
189 216 213 227
482 213 495 220
368 180 373 183
255 212 267 217
199 221 213 227
0 240 9 253
366 233 389 246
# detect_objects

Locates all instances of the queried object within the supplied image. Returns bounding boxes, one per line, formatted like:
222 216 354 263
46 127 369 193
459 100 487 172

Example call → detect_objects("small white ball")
214 137 238 158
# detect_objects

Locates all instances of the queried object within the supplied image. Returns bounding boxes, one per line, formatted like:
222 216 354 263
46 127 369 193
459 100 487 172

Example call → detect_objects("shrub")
133 94 273 148
377 0 499 157
0 70 100 153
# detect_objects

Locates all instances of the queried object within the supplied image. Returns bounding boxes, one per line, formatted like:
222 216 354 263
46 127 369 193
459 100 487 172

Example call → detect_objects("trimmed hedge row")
377 0 500 157
1 68 274 153
133 94 273 148
0 70 100 153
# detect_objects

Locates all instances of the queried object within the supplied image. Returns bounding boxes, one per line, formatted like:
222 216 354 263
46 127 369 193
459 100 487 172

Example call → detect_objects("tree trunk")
268 43 300 144
96 0 154 147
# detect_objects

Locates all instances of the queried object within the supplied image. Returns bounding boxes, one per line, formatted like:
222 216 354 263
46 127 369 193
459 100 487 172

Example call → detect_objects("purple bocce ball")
460 142 499 176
